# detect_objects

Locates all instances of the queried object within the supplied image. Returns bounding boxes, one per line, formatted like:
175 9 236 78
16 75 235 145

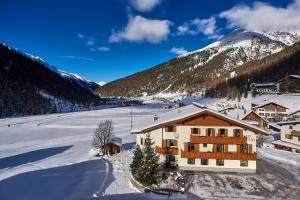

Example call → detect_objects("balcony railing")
155 146 179 155
190 135 247 144
180 150 257 160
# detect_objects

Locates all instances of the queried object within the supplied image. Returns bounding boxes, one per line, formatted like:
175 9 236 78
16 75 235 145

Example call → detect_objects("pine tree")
139 133 161 186
130 145 144 182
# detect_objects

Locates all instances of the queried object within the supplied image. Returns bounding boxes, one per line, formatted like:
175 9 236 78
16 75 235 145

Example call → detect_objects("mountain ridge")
98 29 300 98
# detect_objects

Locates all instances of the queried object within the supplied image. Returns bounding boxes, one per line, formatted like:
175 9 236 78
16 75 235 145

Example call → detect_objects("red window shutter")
174 140 178 147
195 144 199 152
224 144 228 153
184 143 188 151
248 144 252 153
237 144 240 153
225 129 228 137
212 128 215 137
206 128 208 136
162 140 167 148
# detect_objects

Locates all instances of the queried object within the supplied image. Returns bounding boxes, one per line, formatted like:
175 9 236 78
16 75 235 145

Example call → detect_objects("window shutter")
248 144 252 153
174 140 178 147
241 129 244 137
224 144 228 153
184 143 188 151
225 129 228 137
162 140 167 148
212 128 215 137
213 144 217 152
206 128 208 136
195 144 199 152
174 126 177 132
237 144 240 153
165 127 168 132
198 128 201 134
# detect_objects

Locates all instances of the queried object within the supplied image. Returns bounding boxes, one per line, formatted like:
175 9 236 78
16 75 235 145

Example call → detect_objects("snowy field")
0 94 300 199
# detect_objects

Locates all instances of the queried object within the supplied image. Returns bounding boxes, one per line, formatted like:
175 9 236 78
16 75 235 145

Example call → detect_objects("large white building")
253 102 289 122
272 121 300 153
132 103 269 173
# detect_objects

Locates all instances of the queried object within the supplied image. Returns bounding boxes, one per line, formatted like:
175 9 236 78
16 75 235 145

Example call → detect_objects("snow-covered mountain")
1 42 99 92
97 81 106 86
0 42 101 117
98 29 300 98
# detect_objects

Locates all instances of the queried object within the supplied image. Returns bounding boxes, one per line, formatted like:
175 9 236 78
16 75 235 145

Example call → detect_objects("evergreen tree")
139 133 161 186
130 145 144 181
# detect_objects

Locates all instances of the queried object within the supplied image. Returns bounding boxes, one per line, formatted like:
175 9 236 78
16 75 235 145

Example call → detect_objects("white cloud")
109 15 171 44
219 0 300 32
177 17 222 39
130 0 161 12
77 33 85 39
86 37 96 46
90 46 111 52
169 47 188 55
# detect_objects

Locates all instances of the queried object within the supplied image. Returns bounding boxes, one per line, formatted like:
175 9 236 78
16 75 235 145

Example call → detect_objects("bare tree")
93 120 114 156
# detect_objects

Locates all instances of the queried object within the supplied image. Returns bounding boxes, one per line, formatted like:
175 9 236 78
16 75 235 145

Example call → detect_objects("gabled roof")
289 110 300 116
253 102 288 110
241 110 269 123
132 103 270 135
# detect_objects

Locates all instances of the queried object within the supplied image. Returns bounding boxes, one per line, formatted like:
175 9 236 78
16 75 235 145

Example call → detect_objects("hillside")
0 43 102 118
206 41 300 100
98 29 300 97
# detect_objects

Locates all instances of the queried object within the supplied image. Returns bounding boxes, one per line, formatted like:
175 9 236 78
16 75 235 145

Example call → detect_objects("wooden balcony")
156 146 179 155
180 150 257 160
190 135 247 144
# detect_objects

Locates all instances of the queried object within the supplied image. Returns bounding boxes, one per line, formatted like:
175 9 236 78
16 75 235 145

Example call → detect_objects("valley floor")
0 94 300 199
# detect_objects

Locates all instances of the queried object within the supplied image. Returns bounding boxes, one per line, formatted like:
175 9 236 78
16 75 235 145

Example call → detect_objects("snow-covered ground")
0 94 300 199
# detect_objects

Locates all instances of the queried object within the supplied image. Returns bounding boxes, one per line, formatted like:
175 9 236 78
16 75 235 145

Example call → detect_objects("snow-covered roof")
289 110 300 116
290 75 300 79
252 83 276 87
272 140 300 149
132 103 269 135
110 137 122 146
276 121 300 126
227 109 247 120
253 102 288 109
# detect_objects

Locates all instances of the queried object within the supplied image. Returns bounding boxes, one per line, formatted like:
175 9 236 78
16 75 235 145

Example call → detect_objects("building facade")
133 104 269 173
253 102 288 122
272 121 300 153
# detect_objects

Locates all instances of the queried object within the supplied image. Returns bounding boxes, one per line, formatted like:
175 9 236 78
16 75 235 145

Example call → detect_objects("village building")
132 103 269 173
108 137 122 155
252 102 289 123
251 83 280 94
289 110 300 121
272 121 300 153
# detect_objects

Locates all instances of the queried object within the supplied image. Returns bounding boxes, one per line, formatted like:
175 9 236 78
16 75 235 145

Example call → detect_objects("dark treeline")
0 43 102 118
206 42 300 100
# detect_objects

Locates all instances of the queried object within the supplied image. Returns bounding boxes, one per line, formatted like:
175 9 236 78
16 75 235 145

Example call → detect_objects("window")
187 158 195 165
216 159 224 166
166 139 176 148
188 143 195 152
140 138 144 145
203 143 207 148
201 159 209 165
285 134 292 139
219 129 226 137
207 128 213 136
298 137 300 142
217 144 224 153
240 144 248 153
191 128 199 134
240 160 248 167
289 125 293 129
235 129 241 137
166 126 175 132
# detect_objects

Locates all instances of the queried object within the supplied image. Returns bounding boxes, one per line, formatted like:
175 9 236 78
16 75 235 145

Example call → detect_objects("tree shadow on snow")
0 145 73 169
0 159 115 200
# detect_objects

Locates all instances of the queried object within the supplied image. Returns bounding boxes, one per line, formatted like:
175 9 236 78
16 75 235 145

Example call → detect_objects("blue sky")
0 0 296 82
